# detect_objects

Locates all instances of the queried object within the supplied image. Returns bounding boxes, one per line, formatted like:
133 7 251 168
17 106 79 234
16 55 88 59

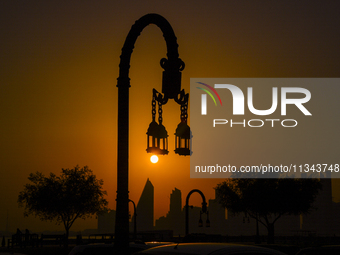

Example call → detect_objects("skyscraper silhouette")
133 179 154 232
168 188 183 235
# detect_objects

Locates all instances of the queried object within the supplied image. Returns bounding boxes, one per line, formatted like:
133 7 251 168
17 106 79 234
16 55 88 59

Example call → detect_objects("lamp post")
129 199 137 241
185 189 209 236
115 13 189 253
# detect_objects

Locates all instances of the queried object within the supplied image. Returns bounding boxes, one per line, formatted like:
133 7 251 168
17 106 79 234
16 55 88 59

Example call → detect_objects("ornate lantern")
198 212 203 228
146 120 161 154
198 201 209 228
174 120 191 156
174 99 191 156
206 211 210 227
146 92 169 155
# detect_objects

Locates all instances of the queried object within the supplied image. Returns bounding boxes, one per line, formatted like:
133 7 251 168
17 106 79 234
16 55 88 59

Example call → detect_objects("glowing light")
150 155 159 163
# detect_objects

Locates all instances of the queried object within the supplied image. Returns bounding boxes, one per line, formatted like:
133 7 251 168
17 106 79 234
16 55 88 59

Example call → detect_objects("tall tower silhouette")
168 188 183 235
170 188 182 215
134 179 154 231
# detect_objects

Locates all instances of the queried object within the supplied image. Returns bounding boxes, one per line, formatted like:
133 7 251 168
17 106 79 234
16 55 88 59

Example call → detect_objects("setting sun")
150 155 159 163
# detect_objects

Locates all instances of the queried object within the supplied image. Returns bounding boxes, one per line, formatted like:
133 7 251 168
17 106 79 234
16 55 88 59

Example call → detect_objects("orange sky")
1 1 340 232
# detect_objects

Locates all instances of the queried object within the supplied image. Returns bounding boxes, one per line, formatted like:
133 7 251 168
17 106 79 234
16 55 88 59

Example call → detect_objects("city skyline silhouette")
97 177 339 239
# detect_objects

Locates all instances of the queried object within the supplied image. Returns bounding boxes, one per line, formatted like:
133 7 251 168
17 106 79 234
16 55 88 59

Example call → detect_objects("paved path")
0 253 27 255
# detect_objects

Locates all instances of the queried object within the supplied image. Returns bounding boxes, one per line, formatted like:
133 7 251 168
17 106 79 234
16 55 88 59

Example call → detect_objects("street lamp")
128 199 137 241
185 189 209 236
115 13 190 253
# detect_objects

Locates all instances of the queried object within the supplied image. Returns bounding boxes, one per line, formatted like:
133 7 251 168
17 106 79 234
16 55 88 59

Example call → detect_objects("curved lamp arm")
117 13 185 101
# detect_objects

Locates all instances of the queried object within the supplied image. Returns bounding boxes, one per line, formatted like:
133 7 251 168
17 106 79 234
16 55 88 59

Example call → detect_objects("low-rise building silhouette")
98 209 115 234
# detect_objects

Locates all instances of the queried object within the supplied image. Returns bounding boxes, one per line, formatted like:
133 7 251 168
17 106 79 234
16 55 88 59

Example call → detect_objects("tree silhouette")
215 178 321 243
18 166 108 244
